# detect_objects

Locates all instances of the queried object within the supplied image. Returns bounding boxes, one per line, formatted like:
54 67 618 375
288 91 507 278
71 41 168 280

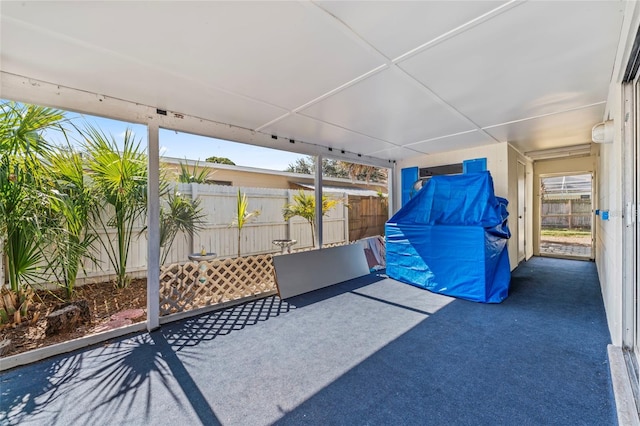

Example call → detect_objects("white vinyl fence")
1 183 349 287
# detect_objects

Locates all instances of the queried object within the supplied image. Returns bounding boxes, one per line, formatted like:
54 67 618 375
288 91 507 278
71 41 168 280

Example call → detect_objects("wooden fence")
348 196 388 241
541 198 592 230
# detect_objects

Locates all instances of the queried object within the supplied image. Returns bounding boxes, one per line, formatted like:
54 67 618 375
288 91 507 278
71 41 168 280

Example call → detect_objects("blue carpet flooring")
0 257 615 425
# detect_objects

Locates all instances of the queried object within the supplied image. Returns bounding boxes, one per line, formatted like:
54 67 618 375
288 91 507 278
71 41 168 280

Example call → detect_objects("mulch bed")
0 279 147 358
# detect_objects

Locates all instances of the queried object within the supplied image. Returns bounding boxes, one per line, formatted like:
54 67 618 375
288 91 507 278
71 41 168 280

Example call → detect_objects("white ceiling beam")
1 72 394 168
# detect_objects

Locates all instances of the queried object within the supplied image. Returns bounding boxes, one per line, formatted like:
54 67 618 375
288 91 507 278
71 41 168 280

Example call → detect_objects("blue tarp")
385 171 511 303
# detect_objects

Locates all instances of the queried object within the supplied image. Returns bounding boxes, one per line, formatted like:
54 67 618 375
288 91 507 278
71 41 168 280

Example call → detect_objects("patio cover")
385 171 511 303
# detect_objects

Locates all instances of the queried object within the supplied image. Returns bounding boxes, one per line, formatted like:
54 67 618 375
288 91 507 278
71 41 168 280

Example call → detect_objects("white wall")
597 87 625 346
507 145 534 265
394 143 509 199
593 1 640 347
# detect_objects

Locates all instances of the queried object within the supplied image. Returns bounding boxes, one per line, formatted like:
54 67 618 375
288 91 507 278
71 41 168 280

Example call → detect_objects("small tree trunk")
237 228 242 258
309 221 315 247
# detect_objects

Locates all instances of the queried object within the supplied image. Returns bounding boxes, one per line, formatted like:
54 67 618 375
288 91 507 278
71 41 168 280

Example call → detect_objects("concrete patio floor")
0 257 614 425
540 241 592 258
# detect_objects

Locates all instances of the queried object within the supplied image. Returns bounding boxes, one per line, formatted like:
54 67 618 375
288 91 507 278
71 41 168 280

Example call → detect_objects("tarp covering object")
385 171 511 303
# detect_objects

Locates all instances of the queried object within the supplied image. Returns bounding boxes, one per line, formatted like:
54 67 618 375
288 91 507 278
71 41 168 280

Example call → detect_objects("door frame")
537 171 595 261
517 161 526 263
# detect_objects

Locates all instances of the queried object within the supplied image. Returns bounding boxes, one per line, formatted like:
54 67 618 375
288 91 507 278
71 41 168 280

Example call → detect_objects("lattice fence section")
159 254 276 315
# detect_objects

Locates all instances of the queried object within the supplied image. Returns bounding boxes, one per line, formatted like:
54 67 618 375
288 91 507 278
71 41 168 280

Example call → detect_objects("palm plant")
231 190 260 257
160 190 205 264
178 160 211 184
48 146 98 298
0 102 66 294
282 191 340 247
82 125 148 288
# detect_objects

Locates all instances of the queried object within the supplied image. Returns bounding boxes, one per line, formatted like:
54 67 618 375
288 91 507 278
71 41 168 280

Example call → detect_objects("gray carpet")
0 257 615 425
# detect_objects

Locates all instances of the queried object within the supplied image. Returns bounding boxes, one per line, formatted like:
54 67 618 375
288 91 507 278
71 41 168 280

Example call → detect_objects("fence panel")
1 184 353 287
541 198 591 230
348 196 388 241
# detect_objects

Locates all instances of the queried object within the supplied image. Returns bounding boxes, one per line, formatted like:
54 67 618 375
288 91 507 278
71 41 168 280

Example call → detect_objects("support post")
315 155 323 249
147 121 160 331
343 193 350 243
388 164 395 219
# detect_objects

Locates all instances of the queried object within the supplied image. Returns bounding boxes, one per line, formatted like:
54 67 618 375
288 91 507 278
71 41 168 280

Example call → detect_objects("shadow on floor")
0 257 615 425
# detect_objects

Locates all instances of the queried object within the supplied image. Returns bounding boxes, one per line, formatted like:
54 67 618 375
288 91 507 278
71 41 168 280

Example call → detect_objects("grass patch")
541 229 591 237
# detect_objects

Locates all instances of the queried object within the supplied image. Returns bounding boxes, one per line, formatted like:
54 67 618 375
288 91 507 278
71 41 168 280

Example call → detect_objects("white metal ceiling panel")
0 1 632 160
300 68 474 144
368 146 424 162
484 104 606 153
399 1 625 128
0 17 288 130
405 131 497 155
262 114 397 156
316 1 506 60
2 1 383 111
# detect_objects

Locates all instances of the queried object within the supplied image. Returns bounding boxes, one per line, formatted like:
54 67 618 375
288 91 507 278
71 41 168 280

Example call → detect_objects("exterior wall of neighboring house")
162 157 388 193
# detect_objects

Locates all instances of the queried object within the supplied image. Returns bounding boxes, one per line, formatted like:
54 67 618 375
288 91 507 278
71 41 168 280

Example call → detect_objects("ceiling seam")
402 129 479 148
480 101 607 130
367 145 431 157
245 1 524 146
385 100 605 149
294 112 403 148
254 64 388 132
392 0 523 64
290 0 527 146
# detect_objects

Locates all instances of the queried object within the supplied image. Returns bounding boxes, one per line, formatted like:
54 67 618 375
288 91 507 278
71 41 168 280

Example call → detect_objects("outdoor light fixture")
592 120 614 144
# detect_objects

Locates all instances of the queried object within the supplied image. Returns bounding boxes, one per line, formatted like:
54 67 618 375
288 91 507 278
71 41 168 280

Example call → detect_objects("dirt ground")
0 279 147 358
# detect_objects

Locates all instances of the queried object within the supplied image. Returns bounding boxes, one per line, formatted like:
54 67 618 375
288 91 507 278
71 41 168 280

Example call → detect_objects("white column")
286 189 293 240
315 155 323 249
191 182 199 253
147 121 160 331
387 164 395 219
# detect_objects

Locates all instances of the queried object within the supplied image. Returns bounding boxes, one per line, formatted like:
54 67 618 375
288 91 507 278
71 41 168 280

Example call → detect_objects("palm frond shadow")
1 334 219 425
161 296 295 352
0 296 294 425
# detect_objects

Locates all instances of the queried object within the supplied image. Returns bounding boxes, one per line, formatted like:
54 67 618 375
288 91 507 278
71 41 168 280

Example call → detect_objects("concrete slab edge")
0 322 147 372
608 344 640 426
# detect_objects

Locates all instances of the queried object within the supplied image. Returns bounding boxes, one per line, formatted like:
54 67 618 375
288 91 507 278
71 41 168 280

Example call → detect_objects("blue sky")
43 110 307 171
